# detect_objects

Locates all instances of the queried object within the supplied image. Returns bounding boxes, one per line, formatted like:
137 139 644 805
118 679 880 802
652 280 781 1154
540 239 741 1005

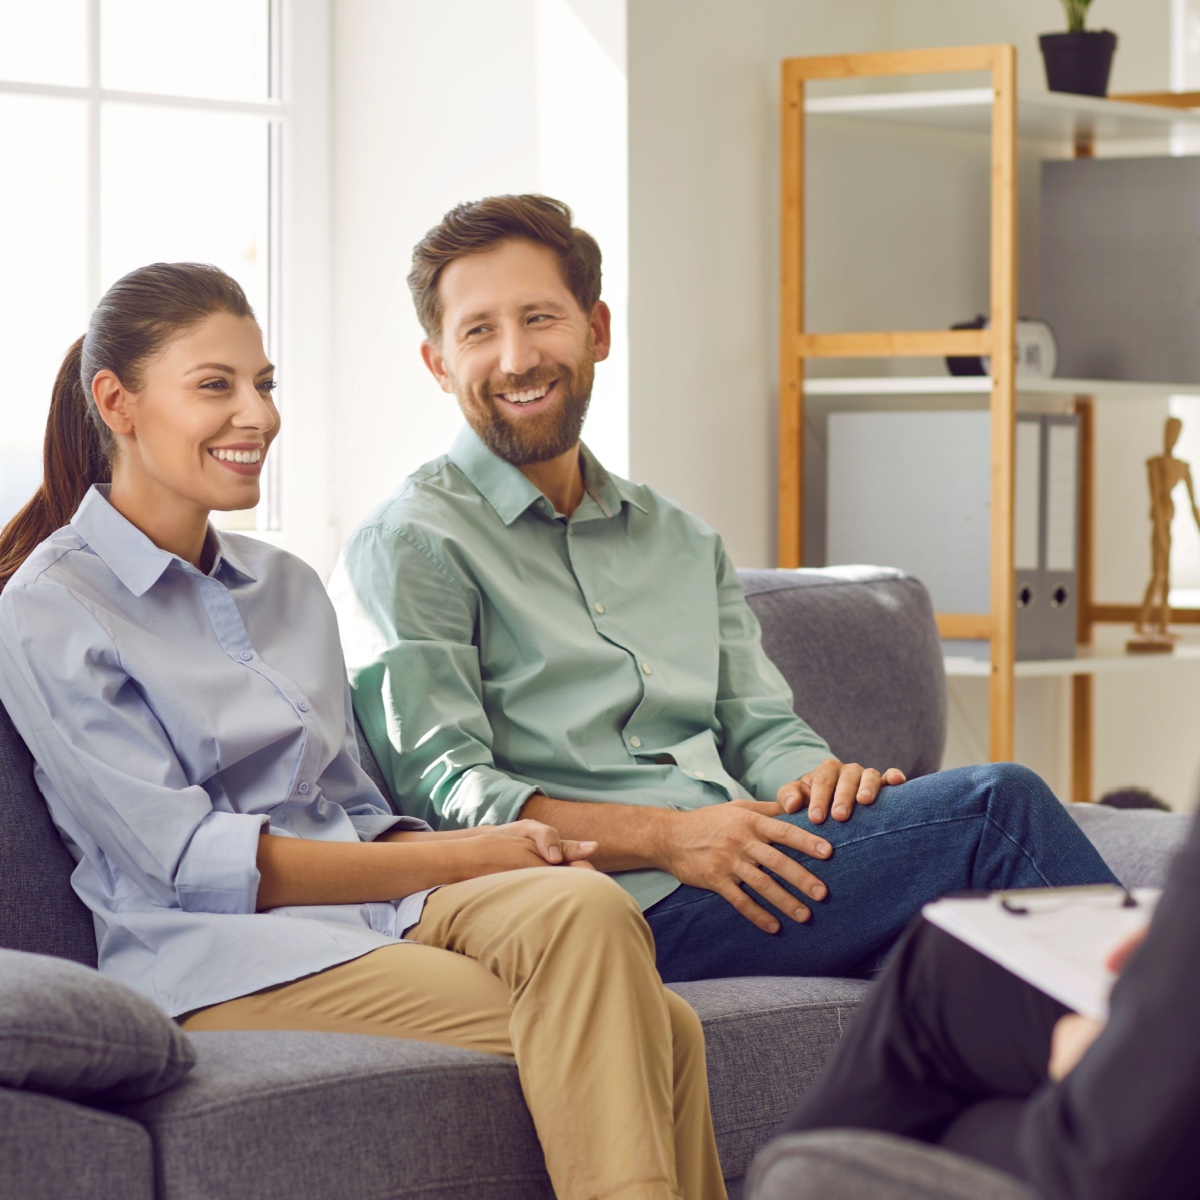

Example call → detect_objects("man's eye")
467 325 489 337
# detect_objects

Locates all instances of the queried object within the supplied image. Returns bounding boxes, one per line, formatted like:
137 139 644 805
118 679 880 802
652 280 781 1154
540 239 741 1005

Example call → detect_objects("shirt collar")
448 425 646 525
71 485 257 597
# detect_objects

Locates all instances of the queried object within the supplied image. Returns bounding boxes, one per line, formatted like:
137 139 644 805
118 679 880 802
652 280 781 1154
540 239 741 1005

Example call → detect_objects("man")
330 194 1114 983
774 813 1200 1199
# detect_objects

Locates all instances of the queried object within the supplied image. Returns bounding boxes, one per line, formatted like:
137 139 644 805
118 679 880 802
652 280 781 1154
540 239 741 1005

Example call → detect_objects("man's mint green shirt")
330 427 831 910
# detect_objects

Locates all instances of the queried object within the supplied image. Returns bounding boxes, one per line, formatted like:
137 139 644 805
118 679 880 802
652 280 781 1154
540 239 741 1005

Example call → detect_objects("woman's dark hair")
0 262 254 585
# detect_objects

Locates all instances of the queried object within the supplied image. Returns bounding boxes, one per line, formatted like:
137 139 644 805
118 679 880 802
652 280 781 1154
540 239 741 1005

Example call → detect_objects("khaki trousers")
182 867 726 1200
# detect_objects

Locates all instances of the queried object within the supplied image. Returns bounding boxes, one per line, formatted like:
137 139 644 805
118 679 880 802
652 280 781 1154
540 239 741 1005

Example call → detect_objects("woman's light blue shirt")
0 486 432 1017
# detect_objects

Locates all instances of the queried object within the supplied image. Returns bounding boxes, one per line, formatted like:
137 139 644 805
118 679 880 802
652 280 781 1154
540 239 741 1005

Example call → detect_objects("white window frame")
0 0 334 571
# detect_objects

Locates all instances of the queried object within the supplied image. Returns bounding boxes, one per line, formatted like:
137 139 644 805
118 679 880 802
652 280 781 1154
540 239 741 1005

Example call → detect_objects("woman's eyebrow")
185 362 276 375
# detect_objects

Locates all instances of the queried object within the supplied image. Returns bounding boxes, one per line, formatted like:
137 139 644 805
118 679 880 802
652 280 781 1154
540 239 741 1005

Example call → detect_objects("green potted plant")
1040 1 1118 97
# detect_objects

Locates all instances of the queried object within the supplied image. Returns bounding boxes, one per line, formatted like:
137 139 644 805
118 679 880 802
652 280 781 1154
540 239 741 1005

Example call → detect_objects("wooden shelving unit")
778 45 1200 799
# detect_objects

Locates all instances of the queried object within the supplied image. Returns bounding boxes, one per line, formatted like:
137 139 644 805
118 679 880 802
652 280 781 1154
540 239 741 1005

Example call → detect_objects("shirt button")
536 498 546 509
239 651 253 662
594 602 605 614
298 702 310 712
567 526 575 536
641 661 652 675
298 782 310 795
629 736 642 749
692 769 706 780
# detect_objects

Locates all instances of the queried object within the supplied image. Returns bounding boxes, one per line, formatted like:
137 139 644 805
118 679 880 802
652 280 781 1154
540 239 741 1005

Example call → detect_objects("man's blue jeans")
645 763 1118 983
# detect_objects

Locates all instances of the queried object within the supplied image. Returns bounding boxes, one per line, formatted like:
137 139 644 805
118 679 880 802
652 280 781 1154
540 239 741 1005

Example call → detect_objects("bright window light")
100 0 270 102
0 1 280 534
0 0 87 87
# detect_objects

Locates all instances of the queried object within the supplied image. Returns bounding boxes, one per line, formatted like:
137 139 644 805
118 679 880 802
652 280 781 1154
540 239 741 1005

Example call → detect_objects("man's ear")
589 301 613 364
92 370 135 437
420 339 457 394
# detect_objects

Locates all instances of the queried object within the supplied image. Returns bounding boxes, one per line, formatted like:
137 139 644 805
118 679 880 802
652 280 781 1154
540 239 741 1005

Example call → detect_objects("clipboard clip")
1000 886 1138 916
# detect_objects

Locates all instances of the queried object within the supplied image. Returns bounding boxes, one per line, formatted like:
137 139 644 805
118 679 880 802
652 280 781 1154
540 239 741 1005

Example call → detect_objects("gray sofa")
0 566 1189 1200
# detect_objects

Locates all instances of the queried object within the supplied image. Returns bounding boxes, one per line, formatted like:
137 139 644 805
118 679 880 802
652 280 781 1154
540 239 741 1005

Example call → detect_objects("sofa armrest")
745 1131 1037 1200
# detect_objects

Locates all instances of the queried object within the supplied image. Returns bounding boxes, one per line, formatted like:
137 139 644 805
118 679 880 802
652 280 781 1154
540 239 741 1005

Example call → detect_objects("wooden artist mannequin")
1129 416 1200 651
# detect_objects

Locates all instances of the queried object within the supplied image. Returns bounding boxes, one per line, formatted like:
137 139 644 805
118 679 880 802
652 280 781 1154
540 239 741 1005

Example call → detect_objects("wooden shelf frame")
780 47 1200 798
779 44 1019 760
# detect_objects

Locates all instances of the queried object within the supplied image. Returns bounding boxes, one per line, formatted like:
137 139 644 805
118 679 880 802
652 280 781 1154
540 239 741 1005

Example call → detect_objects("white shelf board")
944 642 1200 678
805 88 1200 142
804 376 1200 400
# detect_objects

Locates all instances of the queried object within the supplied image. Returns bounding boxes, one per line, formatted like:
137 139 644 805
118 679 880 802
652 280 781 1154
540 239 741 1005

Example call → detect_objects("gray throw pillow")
0 948 195 1102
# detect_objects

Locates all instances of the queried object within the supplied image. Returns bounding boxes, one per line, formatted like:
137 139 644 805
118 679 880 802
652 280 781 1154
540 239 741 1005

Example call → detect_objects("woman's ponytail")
0 337 110 586
0 262 253 587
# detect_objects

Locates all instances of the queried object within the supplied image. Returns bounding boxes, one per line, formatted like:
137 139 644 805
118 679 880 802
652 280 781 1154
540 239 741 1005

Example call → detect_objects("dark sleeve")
1017 813 1200 1200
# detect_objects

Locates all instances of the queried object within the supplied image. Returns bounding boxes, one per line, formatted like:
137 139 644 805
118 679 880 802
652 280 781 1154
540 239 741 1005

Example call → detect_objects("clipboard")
922 885 1159 1020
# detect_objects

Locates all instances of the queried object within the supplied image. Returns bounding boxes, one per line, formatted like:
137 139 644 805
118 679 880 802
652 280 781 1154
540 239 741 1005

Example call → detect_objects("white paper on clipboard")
922 886 1159 1020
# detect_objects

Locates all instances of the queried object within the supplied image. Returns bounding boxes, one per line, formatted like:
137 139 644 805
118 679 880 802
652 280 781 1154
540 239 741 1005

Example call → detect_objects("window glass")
0 0 88 87
100 104 270 325
100 0 270 101
0 95 89 529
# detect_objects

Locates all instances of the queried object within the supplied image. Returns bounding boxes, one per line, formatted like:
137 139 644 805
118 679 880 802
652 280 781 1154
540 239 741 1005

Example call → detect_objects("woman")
0 263 724 1200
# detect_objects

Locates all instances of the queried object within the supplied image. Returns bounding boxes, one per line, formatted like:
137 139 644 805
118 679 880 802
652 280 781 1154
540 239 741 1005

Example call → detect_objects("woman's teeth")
210 448 262 464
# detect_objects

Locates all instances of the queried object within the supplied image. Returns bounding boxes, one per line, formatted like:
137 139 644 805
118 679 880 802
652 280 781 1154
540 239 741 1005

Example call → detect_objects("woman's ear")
92 370 135 437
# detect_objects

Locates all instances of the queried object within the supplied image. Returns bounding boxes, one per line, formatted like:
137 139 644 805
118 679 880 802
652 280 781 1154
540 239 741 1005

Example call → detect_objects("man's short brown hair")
408 194 602 341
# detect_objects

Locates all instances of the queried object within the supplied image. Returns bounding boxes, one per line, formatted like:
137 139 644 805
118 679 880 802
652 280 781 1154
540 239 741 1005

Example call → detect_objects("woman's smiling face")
95 310 279 513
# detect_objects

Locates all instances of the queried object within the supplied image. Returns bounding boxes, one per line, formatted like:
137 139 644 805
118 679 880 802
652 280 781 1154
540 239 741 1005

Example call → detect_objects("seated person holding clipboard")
775 808 1200 1199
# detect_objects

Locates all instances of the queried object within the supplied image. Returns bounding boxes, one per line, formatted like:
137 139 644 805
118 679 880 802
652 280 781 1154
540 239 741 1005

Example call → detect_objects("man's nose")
497 325 539 377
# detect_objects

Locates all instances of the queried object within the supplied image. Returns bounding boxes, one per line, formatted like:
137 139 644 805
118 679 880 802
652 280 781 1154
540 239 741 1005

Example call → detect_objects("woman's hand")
490 819 598 868
450 824 598 879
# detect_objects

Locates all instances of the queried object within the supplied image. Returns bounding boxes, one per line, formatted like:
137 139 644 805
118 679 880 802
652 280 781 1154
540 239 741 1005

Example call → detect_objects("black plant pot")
1039 30 1118 97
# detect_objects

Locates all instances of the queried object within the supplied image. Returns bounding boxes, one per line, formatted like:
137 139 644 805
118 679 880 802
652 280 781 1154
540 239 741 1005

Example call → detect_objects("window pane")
100 103 272 531
0 0 87 87
100 104 270 324
100 0 270 101
0 95 89 529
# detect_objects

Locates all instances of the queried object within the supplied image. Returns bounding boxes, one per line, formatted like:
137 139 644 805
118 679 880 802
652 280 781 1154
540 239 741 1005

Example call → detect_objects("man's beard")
459 353 594 467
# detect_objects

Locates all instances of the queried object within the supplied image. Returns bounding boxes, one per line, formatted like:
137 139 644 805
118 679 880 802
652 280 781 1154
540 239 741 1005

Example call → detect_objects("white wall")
329 0 627 564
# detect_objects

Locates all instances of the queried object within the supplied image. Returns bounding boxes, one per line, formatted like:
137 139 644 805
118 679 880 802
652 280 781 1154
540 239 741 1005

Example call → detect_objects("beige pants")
182 867 727 1200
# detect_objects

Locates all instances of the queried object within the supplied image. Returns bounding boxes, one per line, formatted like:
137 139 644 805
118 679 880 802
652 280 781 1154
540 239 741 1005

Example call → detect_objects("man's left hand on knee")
777 758 907 824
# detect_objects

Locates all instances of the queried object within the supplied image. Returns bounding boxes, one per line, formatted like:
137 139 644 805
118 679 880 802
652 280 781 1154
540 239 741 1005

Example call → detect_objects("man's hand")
1047 927 1148 1080
658 800 833 934
777 758 907 824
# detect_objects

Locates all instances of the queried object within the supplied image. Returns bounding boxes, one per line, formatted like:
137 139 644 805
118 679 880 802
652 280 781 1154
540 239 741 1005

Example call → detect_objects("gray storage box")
1041 156 1200 385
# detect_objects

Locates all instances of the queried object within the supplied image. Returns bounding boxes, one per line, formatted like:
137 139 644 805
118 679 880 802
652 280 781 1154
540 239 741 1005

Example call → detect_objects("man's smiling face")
422 237 611 466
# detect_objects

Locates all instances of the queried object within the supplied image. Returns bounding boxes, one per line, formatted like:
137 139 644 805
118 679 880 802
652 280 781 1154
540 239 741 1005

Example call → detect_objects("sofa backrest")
0 697 97 966
2 564 946 959
739 566 946 781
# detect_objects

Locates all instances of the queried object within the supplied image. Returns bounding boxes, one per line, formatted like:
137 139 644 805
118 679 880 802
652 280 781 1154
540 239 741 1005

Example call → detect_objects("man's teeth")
502 384 551 405
210 448 262 464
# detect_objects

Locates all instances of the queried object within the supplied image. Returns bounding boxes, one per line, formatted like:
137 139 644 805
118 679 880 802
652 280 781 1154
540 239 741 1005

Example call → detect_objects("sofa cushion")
745 1130 1036 1200
740 567 946 780
672 976 868 1180
0 948 195 1102
0 697 97 966
124 975 867 1199
1067 803 1191 888
0 1086 155 1200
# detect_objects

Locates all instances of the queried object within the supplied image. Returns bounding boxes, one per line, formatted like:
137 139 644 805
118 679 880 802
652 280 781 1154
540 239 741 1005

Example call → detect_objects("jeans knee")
975 761 1052 806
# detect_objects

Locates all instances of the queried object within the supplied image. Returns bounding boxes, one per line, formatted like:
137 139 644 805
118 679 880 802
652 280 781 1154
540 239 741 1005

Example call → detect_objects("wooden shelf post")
779 45 1019 762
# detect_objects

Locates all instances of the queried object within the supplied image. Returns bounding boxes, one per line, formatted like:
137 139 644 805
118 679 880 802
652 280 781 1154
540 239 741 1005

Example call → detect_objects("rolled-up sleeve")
712 543 832 799
334 525 541 830
0 581 266 913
